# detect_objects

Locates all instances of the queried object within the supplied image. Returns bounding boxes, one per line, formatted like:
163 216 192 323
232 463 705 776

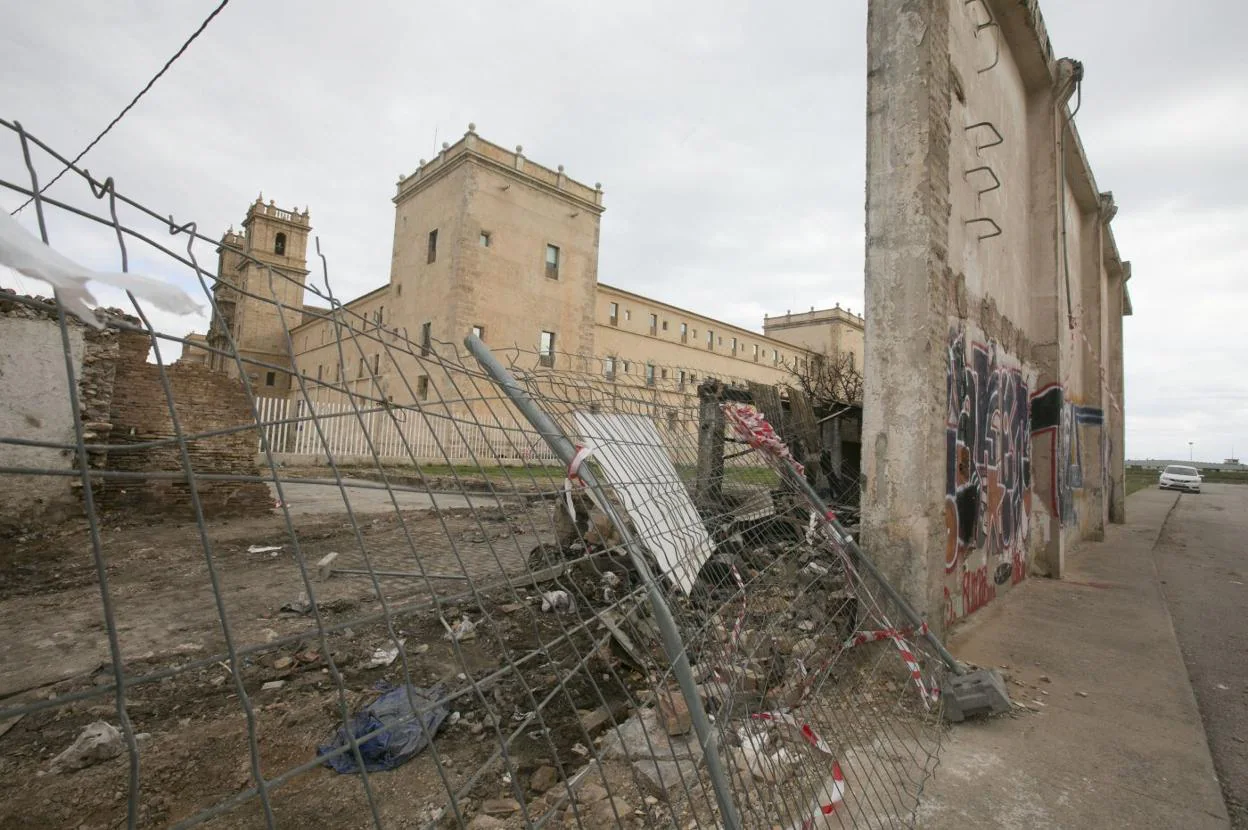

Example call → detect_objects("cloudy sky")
2 0 1245 462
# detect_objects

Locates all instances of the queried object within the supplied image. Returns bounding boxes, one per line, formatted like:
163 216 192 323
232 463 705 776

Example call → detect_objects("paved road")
268 479 512 515
1154 483 1248 827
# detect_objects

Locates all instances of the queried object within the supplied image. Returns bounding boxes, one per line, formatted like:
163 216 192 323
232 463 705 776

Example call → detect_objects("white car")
1159 465 1201 494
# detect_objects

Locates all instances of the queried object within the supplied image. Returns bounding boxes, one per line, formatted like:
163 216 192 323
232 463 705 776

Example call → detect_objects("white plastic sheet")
0 210 201 327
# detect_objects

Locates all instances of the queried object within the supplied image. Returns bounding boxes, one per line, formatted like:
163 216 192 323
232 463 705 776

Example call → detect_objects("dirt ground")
0 489 944 829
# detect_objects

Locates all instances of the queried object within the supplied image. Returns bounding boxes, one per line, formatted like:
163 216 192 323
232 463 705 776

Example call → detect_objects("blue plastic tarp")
318 684 449 774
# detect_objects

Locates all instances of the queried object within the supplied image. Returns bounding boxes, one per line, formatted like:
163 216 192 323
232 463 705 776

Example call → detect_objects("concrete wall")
862 0 1129 629
0 313 87 527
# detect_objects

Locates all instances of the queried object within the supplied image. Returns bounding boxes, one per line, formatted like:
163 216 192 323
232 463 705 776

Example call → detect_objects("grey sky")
1 0 1245 462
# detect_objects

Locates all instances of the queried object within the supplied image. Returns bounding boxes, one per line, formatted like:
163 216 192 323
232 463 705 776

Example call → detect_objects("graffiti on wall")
1030 384 1103 527
944 326 1033 622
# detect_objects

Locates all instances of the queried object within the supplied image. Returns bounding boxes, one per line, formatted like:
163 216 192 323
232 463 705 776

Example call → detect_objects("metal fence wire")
0 118 948 829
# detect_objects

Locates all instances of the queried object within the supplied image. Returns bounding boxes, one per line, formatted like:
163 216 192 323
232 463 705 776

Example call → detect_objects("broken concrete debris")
365 639 404 668
247 544 283 555
540 589 576 613
46 721 123 773
444 616 477 642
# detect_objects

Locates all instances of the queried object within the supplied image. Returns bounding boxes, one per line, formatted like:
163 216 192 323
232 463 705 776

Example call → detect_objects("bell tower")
207 195 311 391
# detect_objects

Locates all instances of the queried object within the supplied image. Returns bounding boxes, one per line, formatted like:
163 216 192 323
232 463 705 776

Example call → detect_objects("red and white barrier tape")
891 635 939 708
843 622 929 650
750 710 835 755
563 444 593 519
797 763 847 829
723 402 805 477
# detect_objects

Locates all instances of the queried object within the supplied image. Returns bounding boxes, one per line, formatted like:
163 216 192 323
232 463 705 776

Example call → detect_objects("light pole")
1189 441 1194 462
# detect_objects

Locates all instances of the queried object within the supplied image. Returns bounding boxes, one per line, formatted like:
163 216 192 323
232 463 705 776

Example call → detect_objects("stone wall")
103 329 272 519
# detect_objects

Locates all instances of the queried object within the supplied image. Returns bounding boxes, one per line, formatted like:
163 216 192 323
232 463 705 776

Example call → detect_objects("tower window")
645 364 656 387
730 336 737 354
680 322 688 343
265 371 276 387
604 356 616 380
373 354 380 373
609 302 619 326
539 330 556 367
545 244 560 279
421 321 432 356
706 329 714 350
471 325 485 341
649 314 658 336
479 231 491 247
427 229 438 263
418 376 429 400
274 233 286 256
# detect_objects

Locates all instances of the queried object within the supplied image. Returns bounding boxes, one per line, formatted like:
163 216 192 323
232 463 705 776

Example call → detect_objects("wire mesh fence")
0 118 948 829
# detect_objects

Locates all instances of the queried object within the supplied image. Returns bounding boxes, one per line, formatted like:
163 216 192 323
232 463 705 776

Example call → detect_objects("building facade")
186 126 864 406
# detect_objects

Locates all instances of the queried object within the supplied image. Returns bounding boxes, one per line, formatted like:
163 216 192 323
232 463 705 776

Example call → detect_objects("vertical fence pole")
464 335 743 830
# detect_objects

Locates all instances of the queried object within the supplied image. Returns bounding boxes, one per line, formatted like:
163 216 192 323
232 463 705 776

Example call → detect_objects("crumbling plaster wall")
0 296 119 530
863 0 1125 629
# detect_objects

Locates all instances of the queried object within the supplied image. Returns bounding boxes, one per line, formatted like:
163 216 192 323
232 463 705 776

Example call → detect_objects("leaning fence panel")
0 117 944 830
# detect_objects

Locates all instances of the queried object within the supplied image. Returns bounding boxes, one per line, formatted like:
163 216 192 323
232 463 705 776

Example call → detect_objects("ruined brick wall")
103 329 271 519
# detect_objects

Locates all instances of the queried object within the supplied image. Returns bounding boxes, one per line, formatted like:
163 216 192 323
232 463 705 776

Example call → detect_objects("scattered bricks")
480 798 520 816
656 691 692 736
577 707 612 735
574 782 608 805
588 797 632 826
530 765 559 793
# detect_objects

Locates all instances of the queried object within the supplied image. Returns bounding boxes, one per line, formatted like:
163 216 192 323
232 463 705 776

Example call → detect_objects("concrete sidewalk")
918 488 1231 828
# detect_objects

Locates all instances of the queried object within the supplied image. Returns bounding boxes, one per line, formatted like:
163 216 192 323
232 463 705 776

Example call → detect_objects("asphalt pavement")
1153 483 1248 828
268 479 509 515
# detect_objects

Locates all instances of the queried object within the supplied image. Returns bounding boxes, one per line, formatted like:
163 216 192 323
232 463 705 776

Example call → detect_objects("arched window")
274 232 287 255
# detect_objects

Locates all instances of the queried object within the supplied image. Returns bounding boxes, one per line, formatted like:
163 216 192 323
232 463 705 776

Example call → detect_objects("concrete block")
317 551 339 581
942 669 1011 722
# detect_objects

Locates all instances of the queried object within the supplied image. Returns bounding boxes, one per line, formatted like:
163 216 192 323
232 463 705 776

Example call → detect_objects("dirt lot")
0 487 943 829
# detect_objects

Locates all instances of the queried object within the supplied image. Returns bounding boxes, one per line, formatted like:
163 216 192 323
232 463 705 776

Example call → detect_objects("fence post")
464 335 743 830
695 380 725 510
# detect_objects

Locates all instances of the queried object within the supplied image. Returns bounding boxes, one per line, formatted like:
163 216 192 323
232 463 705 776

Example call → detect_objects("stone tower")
388 124 605 365
207 196 311 391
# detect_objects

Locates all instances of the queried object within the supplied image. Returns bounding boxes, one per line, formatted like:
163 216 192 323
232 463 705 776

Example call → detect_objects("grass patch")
1125 468 1155 496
